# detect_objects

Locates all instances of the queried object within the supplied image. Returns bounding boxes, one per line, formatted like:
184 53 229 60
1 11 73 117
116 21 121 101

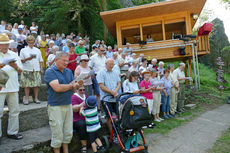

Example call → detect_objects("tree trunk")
102 0 108 42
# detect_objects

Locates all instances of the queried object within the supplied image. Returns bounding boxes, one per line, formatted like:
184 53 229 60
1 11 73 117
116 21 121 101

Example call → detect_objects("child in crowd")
80 96 106 153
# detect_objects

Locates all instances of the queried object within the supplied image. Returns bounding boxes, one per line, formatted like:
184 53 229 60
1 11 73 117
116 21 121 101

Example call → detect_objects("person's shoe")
171 113 177 117
98 146 106 153
7 133 23 140
154 119 161 122
142 126 148 129
34 99 41 104
23 99 29 105
167 114 174 118
158 117 164 121
182 108 186 111
163 115 169 119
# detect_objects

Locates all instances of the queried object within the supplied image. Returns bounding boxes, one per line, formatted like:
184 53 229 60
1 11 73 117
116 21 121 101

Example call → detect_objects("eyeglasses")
79 89 85 92
100 50 105 52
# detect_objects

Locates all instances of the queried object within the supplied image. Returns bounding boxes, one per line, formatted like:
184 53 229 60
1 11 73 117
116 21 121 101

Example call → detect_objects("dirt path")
146 104 230 153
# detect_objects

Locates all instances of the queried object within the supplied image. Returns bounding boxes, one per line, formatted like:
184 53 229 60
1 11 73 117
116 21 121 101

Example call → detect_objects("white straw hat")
0 34 14 44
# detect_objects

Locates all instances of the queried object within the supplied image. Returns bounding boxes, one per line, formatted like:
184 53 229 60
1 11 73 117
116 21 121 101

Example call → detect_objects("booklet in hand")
3 57 17 65
30 54 37 58
75 72 88 82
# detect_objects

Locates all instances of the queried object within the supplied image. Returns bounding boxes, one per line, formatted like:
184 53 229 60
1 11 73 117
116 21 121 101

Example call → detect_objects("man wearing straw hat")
0 34 23 142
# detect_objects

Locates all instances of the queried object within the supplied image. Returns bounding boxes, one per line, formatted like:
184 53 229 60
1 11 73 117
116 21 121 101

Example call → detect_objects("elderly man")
0 20 6 33
106 46 113 58
97 58 121 133
44 52 80 153
88 45 107 112
0 34 23 141
123 43 132 55
75 40 85 56
173 63 190 113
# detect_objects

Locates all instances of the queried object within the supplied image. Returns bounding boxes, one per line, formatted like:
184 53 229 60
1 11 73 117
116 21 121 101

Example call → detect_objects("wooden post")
188 58 193 85
116 22 122 48
140 24 143 41
162 20 166 40
183 59 188 84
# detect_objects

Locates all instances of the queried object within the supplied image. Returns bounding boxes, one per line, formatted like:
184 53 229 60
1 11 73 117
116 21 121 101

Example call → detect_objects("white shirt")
0 50 22 93
88 53 106 74
16 33 26 45
173 68 185 84
46 54 56 67
169 71 179 86
12 28 19 35
20 46 43 71
0 25 5 33
123 80 139 93
30 26 38 34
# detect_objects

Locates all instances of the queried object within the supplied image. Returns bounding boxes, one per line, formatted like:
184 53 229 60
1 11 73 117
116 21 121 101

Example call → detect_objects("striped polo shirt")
81 107 101 132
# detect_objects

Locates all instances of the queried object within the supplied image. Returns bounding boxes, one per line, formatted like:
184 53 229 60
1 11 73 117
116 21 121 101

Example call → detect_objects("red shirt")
72 94 85 122
67 53 77 71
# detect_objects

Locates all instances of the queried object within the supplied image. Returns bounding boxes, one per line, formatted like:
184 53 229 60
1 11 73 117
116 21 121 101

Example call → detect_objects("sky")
197 0 230 41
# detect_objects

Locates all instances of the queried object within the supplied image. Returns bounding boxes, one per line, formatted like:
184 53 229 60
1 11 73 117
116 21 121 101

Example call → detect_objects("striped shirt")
81 107 101 132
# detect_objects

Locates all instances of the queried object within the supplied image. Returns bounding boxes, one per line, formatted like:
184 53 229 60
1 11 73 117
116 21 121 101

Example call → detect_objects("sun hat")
49 40 54 44
85 96 97 108
151 58 157 62
0 34 14 44
80 54 89 61
0 69 9 88
141 70 152 77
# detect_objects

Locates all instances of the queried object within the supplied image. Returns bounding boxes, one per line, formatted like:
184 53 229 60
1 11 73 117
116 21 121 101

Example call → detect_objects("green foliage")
0 0 15 22
221 46 230 72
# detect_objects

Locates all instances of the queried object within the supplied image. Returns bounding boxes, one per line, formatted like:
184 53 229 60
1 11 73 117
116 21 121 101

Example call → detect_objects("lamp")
192 14 199 20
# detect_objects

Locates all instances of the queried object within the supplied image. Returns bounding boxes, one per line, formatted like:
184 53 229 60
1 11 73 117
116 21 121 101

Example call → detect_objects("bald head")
179 63 186 70
106 58 114 71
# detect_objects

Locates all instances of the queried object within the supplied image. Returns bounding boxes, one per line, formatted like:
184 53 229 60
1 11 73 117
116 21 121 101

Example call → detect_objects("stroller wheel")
101 135 110 151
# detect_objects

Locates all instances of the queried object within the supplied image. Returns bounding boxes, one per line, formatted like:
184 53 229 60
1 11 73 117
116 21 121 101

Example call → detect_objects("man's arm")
49 80 73 92
115 81 121 93
99 83 113 95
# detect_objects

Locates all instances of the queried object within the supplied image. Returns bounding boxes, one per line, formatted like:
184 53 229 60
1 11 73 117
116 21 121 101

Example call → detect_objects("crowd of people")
0 19 192 153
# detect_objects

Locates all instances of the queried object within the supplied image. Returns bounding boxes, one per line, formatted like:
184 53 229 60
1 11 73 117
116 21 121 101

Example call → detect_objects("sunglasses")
100 50 105 52
79 89 85 92
81 60 88 62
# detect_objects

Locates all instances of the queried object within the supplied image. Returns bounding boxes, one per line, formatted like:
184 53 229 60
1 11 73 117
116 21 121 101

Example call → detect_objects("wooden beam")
116 22 122 48
162 20 166 40
140 24 143 41
185 11 192 34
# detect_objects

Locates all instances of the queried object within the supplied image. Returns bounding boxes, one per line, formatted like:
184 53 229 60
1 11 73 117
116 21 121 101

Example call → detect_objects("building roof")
100 0 207 37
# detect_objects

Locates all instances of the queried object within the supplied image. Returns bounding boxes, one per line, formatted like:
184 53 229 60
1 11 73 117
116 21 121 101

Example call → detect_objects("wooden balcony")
122 35 210 62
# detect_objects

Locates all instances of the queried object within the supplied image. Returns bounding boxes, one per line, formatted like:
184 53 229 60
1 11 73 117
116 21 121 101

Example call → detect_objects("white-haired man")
173 63 190 113
158 61 165 78
106 46 113 58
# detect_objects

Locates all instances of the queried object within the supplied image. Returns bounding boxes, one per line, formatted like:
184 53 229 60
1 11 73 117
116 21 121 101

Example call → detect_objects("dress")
40 40 48 68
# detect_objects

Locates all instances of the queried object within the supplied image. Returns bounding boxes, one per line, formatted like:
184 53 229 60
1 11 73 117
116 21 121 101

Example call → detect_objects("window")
165 20 186 40
121 25 140 45
143 22 163 42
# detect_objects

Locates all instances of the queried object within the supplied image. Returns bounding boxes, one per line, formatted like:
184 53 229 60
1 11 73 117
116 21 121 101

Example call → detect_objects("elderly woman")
168 64 179 117
74 55 93 97
12 23 19 35
45 40 55 59
72 86 88 153
161 69 173 119
149 68 164 122
139 58 148 74
140 70 155 128
20 35 43 104
66 43 77 74
39 35 48 68
128 60 138 73
158 61 165 79
46 46 58 67
123 71 141 94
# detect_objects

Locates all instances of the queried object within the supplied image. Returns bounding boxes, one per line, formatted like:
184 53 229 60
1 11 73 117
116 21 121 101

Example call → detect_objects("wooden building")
100 0 210 88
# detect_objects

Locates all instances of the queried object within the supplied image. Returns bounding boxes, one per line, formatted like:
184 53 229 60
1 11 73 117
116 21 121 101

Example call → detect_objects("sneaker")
167 114 174 118
34 99 41 104
163 115 169 119
148 124 154 129
154 119 161 122
158 117 164 121
171 113 177 117
23 99 29 105
142 126 148 129
98 146 106 153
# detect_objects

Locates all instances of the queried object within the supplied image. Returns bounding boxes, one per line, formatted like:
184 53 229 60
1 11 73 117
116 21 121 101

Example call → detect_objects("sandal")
7 133 23 140
80 146 87 153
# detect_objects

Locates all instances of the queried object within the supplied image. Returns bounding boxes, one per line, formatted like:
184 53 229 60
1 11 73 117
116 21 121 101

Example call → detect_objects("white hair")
152 58 157 62
52 45 59 50
105 58 114 64
179 63 185 67
118 48 123 51
108 46 112 50
159 61 164 65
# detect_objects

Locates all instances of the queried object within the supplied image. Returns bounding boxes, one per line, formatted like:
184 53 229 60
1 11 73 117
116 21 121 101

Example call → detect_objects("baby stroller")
101 93 152 153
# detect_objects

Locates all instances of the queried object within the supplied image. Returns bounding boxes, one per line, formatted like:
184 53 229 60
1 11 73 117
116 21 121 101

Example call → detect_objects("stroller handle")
116 92 134 103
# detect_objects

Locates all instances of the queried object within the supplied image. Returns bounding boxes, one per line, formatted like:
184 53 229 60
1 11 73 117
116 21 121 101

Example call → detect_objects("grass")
208 127 230 153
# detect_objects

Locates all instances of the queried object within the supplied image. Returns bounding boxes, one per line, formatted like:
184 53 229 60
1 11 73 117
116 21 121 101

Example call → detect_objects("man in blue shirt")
44 51 80 153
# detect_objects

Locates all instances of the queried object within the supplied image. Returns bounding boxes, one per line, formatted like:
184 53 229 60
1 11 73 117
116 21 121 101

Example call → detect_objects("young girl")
140 70 155 128
67 43 77 74
80 96 106 153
